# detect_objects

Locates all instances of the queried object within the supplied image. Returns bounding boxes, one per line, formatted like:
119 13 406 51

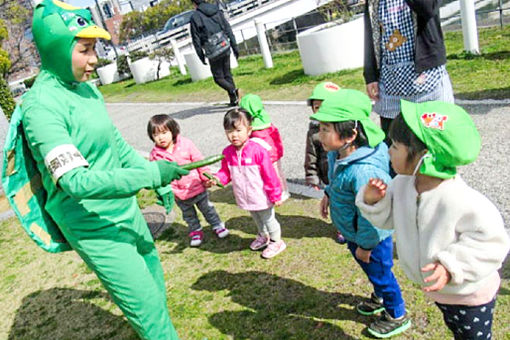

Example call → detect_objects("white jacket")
356 175 509 296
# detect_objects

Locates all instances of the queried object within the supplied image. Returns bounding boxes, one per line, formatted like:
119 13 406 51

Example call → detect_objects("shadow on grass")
172 78 193 86
270 69 306 85
160 212 333 255
455 87 510 101
8 288 137 340
192 270 366 339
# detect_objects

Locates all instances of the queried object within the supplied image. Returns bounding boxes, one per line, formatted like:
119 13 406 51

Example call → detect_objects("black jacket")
190 3 238 63
363 0 447 84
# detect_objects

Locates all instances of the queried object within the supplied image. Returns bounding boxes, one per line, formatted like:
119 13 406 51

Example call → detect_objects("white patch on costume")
484 320 490 326
473 317 480 322
477 331 483 336
480 307 486 312
459 310 466 315
44 144 89 182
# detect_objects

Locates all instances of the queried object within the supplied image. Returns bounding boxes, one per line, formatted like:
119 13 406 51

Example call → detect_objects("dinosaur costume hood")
32 0 110 84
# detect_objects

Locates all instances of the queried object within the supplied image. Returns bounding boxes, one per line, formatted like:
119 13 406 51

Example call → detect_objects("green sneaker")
356 292 385 316
367 311 411 338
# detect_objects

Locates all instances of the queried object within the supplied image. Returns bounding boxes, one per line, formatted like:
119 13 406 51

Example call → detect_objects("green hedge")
0 76 15 120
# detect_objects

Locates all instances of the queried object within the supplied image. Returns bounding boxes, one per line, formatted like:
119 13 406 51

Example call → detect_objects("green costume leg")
62 212 179 340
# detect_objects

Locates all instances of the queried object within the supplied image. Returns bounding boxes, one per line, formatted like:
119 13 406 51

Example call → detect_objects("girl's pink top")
250 124 284 163
149 135 208 201
215 139 282 211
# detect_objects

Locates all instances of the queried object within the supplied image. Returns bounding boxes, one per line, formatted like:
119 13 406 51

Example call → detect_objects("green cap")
310 89 385 147
32 0 111 84
400 100 481 179
307 82 341 106
239 93 271 131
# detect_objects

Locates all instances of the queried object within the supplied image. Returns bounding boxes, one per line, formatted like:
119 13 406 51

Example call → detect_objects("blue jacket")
325 143 393 249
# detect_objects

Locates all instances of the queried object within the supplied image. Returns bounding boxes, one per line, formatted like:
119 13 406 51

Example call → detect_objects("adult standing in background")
364 0 455 141
190 0 240 106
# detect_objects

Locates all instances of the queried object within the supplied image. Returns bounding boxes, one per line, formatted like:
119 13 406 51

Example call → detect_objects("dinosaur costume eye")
76 16 87 26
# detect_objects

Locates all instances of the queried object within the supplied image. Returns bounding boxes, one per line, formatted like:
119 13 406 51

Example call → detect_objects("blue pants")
436 298 496 340
347 236 406 318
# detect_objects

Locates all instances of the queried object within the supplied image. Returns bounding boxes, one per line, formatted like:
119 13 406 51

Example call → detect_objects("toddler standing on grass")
305 82 346 244
207 108 286 259
240 94 290 201
313 89 410 338
356 101 510 340
148 114 228 247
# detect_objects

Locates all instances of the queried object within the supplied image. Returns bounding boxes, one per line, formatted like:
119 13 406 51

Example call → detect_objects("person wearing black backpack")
190 0 240 106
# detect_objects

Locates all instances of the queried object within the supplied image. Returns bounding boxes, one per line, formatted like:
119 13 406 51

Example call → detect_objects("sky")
66 0 96 8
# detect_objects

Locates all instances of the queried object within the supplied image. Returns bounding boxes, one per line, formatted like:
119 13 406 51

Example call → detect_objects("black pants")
380 116 396 177
209 52 236 103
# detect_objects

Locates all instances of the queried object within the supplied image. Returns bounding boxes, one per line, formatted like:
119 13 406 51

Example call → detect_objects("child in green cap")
240 93 289 201
312 89 411 338
306 82 346 244
357 100 510 339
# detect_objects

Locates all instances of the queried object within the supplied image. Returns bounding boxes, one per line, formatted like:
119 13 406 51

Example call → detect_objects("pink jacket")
215 139 282 211
250 124 284 163
149 135 208 201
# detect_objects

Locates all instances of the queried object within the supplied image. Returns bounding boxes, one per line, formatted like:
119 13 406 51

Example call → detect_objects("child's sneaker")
335 231 346 244
356 292 385 316
250 233 270 250
261 239 286 259
189 230 203 247
213 226 229 238
367 311 411 338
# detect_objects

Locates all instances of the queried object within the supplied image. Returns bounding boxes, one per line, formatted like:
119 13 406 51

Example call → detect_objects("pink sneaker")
189 230 203 247
213 227 230 239
250 234 269 250
261 240 287 259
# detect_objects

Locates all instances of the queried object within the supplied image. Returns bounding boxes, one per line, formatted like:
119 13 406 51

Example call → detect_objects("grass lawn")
1 188 509 339
99 25 510 103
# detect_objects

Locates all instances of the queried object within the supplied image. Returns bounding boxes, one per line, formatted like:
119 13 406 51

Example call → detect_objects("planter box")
129 57 157 84
297 17 365 76
96 63 119 85
184 52 212 82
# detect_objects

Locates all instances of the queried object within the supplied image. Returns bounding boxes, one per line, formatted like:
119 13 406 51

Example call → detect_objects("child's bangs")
223 108 253 130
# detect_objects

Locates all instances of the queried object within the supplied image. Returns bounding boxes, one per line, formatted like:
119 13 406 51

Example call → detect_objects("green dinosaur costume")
2 1 183 338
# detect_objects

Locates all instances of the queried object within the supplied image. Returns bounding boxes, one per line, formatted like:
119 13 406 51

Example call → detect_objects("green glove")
155 160 189 186
155 185 174 214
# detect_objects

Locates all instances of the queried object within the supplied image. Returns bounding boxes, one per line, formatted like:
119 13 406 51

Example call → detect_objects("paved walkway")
106 100 510 227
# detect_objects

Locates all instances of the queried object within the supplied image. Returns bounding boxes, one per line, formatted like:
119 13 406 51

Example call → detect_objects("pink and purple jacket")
250 124 284 163
215 139 282 211
149 135 208 201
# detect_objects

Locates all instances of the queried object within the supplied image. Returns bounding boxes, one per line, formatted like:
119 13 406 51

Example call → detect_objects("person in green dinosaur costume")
19 0 186 338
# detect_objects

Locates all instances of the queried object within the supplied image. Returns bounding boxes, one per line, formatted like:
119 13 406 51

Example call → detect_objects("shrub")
116 55 131 76
95 58 114 68
129 50 149 63
0 75 16 120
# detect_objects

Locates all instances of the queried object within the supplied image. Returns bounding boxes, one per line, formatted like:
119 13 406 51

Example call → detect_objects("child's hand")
355 247 371 263
421 262 451 292
310 184 321 191
274 200 283 207
320 195 329 219
204 180 215 188
364 178 387 205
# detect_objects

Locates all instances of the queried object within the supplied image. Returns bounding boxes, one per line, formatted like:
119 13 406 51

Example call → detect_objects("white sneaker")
213 227 229 239
189 230 203 247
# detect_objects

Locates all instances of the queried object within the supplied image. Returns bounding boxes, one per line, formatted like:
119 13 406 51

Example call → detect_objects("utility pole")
93 0 119 59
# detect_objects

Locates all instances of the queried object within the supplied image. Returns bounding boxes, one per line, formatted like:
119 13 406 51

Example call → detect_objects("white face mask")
412 153 432 176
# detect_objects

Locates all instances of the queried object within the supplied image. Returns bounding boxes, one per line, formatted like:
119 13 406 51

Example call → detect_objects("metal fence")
123 0 510 58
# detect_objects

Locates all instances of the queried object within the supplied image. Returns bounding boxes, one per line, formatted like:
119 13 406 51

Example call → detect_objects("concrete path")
107 100 510 227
